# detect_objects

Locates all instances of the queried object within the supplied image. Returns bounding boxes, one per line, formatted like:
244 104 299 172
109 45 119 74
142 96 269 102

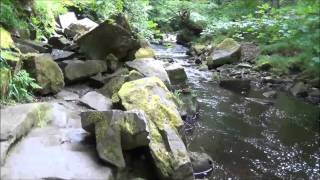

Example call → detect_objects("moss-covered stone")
1 50 22 73
0 27 14 49
135 47 155 59
216 38 240 51
22 53 64 94
126 70 144 82
0 67 11 99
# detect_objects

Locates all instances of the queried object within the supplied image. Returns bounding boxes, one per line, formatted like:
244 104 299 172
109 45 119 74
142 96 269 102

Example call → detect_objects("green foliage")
0 0 28 30
8 70 41 102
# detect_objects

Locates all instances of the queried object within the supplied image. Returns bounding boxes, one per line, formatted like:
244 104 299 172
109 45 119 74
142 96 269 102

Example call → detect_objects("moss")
0 27 14 49
216 38 240 51
0 67 11 99
35 103 52 127
135 47 155 59
1 50 20 62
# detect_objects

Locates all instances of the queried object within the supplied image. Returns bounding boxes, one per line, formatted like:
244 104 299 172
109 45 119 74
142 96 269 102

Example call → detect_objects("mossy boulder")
135 47 156 59
176 29 194 46
207 38 241 69
117 77 193 179
0 50 22 74
0 27 14 49
0 67 11 99
22 54 64 94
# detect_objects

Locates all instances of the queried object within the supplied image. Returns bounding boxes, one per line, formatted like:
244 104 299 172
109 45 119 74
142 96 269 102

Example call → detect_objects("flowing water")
152 43 320 179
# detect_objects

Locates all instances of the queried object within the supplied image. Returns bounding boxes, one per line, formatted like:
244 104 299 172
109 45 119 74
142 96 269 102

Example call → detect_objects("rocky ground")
0 12 212 180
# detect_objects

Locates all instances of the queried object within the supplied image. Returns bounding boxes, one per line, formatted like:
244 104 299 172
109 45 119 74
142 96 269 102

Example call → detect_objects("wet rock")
178 90 198 117
15 42 39 53
12 37 51 53
245 97 274 106
0 67 11 99
165 64 188 86
262 90 277 98
177 29 194 46
76 14 140 60
55 89 79 101
207 38 241 69
126 59 171 86
290 82 308 97
0 103 52 165
58 12 78 30
99 73 127 98
60 60 107 83
189 152 213 179
80 91 112 111
117 77 191 179
23 53 65 94
219 78 251 93
48 36 72 49
51 49 75 61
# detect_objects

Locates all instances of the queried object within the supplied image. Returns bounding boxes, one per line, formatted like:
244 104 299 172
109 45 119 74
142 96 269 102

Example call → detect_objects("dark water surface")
152 44 320 179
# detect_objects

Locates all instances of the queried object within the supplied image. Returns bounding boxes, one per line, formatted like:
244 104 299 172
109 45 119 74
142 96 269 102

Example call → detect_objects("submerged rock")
117 77 193 179
189 152 213 179
126 59 171 86
59 60 107 83
207 38 241 69
219 78 251 93
23 53 65 94
76 14 140 61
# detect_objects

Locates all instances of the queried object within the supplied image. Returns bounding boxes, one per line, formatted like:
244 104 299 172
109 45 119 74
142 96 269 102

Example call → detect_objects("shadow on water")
152 43 320 179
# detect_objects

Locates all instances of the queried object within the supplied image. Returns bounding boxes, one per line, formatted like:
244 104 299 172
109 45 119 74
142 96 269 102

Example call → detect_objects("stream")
152 43 320 179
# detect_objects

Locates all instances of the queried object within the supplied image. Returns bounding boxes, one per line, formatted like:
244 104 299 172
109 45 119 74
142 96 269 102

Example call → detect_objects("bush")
0 0 28 31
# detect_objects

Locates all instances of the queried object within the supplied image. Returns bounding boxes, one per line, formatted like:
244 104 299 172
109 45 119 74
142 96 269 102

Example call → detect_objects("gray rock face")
219 78 251 93
207 38 241 69
126 59 171 86
165 64 187 86
76 14 140 61
80 91 112 111
51 49 75 61
0 103 52 165
80 110 150 168
60 60 108 82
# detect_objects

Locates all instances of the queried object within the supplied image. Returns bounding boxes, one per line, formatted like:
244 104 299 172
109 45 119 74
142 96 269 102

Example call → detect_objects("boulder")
0 67 11 99
126 70 144 82
64 18 98 40
99 73 128 98
126 59 170 86
23 54 64 94
60 60 107 83
0 50 22 74
219 78 251 93
55 89 79 101
176 29 194 45
48 36 72 49
81 110 150 168
165 64 187 86
117 77 193 179
207 38 241 69
80 91 112 111
76 14 140 61
51 49 75 61
58 12 78 30
15 42 39 53
178 90 198 117
135 47 156 59
290 82 308 97
105 53 121 72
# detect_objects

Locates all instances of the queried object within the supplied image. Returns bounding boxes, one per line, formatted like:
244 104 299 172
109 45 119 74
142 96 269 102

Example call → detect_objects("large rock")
176 29 194 45
12 37 51 53
135 47 155 59
76 14 140 61
0 50 22 73
0 27 14 49
165 64 187 86
64 18 98 40
207 38 241 69
48 36 72 49
290 82 308 97
80 91 112 111
117 77 193 179
0 103 52 165
60 60 107 83
0 67 11 99
80 110 150 168
51 49 75 61
126 59 171 86
23 54 65 94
